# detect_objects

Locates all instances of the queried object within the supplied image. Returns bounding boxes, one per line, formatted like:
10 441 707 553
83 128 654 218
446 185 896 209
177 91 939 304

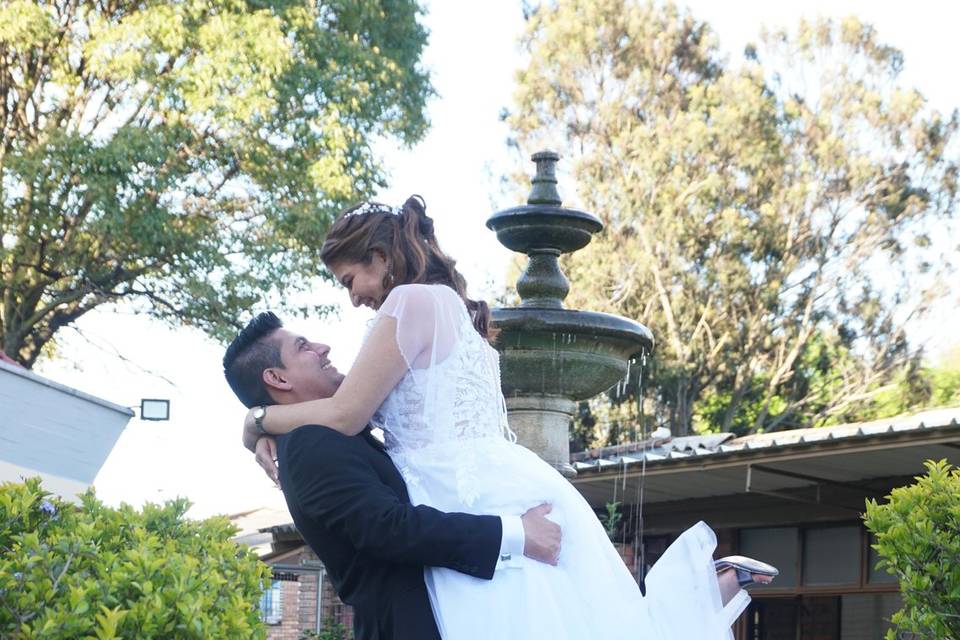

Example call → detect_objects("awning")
571 408 960 531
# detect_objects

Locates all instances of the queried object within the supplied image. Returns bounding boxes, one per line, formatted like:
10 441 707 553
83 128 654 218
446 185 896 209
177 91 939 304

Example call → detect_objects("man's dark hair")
223 312 285 408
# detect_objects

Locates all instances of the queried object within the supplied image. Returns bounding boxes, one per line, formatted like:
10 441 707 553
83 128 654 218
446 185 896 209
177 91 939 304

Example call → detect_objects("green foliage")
602 501 622 540
301 620 352 640
693 382 782 436
689 337 960 435
0 0 432 367
0 478 270 639
864 460 960 639
509 1 959 436
849 359 960 424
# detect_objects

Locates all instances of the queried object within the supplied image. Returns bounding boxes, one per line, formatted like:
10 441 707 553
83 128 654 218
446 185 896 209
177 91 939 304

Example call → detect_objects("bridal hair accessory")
343 197 436 241
344 201 402 218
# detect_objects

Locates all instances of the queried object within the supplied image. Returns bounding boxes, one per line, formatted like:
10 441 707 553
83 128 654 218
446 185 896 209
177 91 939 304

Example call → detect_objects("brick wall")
321 577 354 630
264 545 352 640
263 580 302 640
297 568 319 632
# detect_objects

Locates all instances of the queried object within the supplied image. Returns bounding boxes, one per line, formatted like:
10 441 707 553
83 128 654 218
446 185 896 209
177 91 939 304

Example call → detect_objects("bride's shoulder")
379 283 461 315
384 283 459 303
388 283 434 295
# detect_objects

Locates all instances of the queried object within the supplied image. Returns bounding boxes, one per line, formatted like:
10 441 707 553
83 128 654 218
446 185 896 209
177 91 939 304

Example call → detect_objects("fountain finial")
528 151 562 206
486 151 603 308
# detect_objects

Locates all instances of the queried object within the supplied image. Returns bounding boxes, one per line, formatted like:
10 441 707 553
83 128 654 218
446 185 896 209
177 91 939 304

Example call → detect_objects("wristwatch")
253 405 268 435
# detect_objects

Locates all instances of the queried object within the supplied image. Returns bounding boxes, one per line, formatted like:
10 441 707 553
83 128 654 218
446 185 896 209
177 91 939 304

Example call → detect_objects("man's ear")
262 367 292 392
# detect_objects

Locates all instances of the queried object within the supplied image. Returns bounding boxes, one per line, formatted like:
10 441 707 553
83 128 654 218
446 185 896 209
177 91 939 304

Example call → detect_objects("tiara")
345 201 402 218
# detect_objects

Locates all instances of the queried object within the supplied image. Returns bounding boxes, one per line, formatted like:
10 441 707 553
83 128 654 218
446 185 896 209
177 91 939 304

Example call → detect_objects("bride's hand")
255 436 280 488
242 408 260 452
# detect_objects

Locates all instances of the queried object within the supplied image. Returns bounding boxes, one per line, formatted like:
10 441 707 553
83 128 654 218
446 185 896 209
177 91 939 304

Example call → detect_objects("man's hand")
521 503 561 565
255 436 280 488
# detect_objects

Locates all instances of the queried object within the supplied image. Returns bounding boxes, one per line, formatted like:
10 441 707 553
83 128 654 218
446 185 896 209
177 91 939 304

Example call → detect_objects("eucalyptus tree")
508 1 958 436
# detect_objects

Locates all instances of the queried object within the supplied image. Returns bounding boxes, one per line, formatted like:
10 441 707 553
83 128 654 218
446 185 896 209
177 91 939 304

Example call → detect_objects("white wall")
0 360 133 500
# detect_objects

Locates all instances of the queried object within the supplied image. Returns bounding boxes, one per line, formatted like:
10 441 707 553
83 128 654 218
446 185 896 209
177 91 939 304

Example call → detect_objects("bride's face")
329 251 390 310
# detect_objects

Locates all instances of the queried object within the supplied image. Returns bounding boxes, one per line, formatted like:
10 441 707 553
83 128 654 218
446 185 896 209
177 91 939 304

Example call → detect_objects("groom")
223 312 561 640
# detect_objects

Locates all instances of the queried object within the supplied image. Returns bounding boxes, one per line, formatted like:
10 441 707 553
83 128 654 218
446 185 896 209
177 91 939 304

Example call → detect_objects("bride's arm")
242 315 410 451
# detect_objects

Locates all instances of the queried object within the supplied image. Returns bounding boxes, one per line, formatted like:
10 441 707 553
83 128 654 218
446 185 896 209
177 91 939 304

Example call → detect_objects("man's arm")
284 426 503 580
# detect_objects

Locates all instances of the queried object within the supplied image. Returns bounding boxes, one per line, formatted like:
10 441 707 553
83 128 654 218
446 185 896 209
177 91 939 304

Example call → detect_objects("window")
748 594 904 640
741 523 905 639
798 595 840 638
739 527 799 589
840 593 902 639
747 598 798 640
260 580 283 625
802 525 860 586
867 533 898 585
331 602 353 630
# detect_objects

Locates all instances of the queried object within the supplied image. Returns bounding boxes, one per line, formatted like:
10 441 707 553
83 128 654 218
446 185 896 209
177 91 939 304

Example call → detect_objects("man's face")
267 328 345 401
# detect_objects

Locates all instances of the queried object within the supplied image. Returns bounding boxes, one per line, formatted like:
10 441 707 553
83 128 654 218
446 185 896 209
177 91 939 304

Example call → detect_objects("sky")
34 0 960 519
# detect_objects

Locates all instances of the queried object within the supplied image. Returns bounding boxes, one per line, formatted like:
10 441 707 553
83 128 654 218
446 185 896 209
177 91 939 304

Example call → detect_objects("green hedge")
300 620 351 640
0 477 269 639
864 460 960 639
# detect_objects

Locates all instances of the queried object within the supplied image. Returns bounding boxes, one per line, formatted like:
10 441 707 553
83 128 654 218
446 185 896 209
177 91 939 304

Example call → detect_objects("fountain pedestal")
487 152 654 477
505 397 578 476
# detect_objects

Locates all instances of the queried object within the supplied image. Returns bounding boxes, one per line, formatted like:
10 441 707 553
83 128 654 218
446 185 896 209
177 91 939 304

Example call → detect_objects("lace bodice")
368 284 515 503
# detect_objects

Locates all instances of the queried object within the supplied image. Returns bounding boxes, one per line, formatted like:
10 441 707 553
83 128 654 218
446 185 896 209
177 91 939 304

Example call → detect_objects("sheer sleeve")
376 284 467 370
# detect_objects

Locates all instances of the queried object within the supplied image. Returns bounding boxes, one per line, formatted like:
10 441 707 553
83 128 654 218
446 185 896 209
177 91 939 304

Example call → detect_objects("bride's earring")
383 266 395 290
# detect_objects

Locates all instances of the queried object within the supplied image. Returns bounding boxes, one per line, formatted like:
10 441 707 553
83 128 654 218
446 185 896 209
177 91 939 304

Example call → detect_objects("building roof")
571 407 960 471
1 359 135 499
571 407 960 516
0 359 135 417
229 506 296 556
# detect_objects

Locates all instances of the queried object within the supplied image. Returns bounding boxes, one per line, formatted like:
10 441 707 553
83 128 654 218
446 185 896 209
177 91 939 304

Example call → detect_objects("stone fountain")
487 151 654 477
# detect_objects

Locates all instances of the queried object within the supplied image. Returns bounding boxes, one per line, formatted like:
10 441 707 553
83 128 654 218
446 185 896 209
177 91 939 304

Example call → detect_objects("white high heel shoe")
715 555 779 587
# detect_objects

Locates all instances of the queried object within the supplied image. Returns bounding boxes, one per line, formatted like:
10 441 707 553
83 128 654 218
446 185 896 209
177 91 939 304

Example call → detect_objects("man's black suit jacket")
276 425 502 640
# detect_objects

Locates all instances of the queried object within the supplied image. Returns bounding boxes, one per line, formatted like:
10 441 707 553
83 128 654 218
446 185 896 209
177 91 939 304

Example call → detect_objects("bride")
243 196 774 639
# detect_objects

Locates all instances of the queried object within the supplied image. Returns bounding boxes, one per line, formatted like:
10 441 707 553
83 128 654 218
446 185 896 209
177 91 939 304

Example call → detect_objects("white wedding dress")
370 284 749 639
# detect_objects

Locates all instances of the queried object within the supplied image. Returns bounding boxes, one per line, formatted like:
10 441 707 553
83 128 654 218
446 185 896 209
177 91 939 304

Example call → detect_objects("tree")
864 460 960 639
507 0 959 436
0 478 270 638
849 348 960 422
0 0 432 367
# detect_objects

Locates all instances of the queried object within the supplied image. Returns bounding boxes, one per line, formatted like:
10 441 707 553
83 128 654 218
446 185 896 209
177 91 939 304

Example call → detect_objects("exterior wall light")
139 398 170 421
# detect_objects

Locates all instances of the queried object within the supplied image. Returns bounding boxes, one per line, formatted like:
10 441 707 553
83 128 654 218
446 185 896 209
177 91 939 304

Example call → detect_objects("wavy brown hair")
319 195 494 340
